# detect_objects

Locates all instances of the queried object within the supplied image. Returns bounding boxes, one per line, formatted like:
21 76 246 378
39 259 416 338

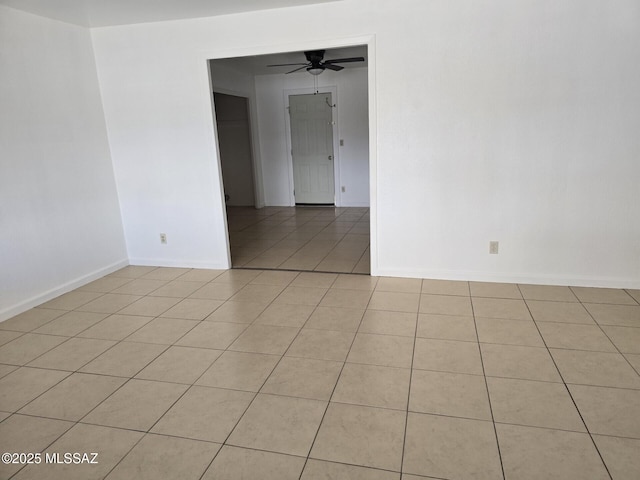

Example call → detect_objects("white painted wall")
0 6 127 320
254 67 369 206
91 0 640 287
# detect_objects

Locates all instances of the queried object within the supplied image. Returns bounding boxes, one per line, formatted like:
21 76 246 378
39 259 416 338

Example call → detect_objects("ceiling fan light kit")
267 49 365 76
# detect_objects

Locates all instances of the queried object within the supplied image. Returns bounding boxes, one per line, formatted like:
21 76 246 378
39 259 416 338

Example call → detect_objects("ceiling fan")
267 50 365 75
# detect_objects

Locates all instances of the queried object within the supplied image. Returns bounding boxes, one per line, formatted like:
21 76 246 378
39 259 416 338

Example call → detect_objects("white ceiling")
0 0 342 27
213 46 368 76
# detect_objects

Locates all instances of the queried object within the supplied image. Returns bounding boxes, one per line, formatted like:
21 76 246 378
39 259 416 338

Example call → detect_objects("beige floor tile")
0 333 67 365
250 270 299 286
413 338 483 375
571 287 636 305
421 279 469 296
78 276 133 293
480 343 562 382
320 288 372 309
537 322 616 352
152 386 254 442
626 353 640 373
80 341 166 377
0 414 73 479
254 303 315 327
13 423 143 480
302 460 399 480
229 324 299 355
147 280 206 298
551 349 640 389
601 325 640 353
376 277 422 293
419 294 473 316
203 446 305 480
175 268 224 282
205 301 265 323
626 289 640 303
106 433 220 480
332 274 378 291
305 306 364 332
229 284 286 306
109 265 158 278
476 317 545 347
33 311 108 336
470 281 522 299
0 308 64 332
287 329 355 362
117 296 181 317
569 384 640 438
82 379 188 431
497 423 609 480
487 377 585 431
409 369 491 420
196 351 280 391
212 269 263 284
416 313 477 342
359 310 417 337
77 314 152 340
124 316 200 344
111 278 167 295
347 333 414 368
472 297 532 320
228 393 326 456
141 267 191 281
189 282 243 300
135 346 222 384
527 300 594 324
291 272 338 288
311 403 405 471
75 293 142 314
176 321 247 349
19 372 125 421
39 291 103 311
159 298 223 320
0 330 22 347
261 357 342 401
333 363 410 410
518 284 579 302
592 435 640 480
583 304 640 327
0 367 70 412
0 363 18 379
28 337 116 371
403 413 501 479
368 291 420 313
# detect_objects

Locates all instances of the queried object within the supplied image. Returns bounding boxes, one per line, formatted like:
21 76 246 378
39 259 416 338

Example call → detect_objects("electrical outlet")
160 233 167 245
341 186 346 193
489 241 499 254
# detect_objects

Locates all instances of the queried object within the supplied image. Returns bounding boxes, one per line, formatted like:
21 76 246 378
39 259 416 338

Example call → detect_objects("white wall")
91 0 640 287
254 67 369 206
0 6 127 320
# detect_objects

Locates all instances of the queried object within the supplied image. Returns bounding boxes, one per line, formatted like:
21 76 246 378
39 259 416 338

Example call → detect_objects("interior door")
289 93 335 204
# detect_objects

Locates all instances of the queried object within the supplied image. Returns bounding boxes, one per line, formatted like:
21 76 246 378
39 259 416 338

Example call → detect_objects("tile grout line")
517 284 614 480
469 282 507 480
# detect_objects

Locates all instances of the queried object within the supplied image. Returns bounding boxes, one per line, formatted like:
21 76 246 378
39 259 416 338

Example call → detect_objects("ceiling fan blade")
324 64 343 71
323 57 365 64
286 65 309 74
267 62 309 67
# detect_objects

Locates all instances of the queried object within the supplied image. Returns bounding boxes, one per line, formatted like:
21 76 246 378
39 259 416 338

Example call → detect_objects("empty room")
1 1 639 480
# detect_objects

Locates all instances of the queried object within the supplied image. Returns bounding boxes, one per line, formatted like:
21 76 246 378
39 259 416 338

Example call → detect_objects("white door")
289 93 335 204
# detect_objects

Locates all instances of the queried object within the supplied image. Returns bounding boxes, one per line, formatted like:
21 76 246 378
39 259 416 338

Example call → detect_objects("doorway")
289 93 335 205
213 92 255 207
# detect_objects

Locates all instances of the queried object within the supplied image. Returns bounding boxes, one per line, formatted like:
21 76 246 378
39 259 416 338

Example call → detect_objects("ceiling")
212 46 368 76
0 0 342 27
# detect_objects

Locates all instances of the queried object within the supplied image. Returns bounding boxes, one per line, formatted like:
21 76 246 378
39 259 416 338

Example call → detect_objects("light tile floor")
1 267 639 479
227 206 370 273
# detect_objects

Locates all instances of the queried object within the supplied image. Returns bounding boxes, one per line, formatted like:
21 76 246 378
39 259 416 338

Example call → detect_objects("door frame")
284 87 339 207
201 34 378 274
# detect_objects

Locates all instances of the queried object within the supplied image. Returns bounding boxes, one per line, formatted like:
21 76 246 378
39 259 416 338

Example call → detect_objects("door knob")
328 155 333 160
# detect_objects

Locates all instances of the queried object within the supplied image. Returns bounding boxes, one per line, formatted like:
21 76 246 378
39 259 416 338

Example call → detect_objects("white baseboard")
128 257 231 270
0 258 129 322
372 267 640 289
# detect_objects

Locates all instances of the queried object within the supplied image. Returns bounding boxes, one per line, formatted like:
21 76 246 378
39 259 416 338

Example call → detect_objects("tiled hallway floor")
1 267 639 479
227 206 370 274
